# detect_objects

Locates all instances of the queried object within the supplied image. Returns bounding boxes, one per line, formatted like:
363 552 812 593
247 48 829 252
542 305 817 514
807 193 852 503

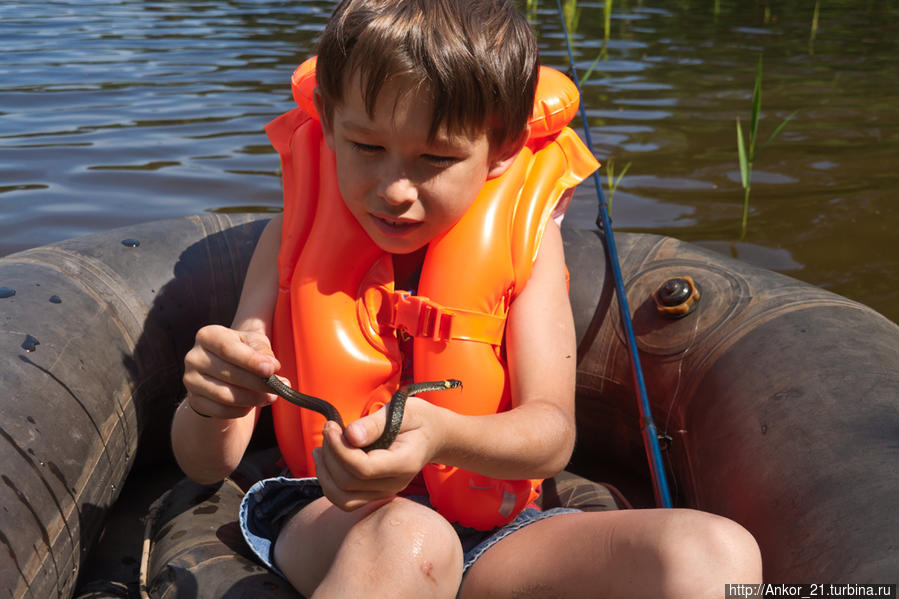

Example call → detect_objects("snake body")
264 375 462 452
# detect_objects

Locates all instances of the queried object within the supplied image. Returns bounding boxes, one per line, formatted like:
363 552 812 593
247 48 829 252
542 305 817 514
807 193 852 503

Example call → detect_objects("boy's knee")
365 498 464 588
662 510 762 594
698 513 761 576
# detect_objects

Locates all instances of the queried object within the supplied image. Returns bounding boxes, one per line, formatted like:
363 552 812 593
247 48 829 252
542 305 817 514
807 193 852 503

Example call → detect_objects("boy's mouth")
370 213 423 237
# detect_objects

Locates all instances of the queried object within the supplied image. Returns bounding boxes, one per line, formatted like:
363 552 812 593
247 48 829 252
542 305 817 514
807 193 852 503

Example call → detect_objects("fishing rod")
553 0 673 508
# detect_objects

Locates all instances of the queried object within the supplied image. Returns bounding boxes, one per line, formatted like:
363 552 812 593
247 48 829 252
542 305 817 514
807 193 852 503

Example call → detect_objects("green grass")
736 56 797 238
581 0 612 84
605 157 631 215
809 0 821 55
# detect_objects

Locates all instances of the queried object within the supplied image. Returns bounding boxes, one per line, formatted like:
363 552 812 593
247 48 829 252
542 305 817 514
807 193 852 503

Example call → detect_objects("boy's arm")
171 215 283 484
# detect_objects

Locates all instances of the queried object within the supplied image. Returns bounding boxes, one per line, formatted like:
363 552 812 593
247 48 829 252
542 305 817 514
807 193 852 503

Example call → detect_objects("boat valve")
654 276 700 317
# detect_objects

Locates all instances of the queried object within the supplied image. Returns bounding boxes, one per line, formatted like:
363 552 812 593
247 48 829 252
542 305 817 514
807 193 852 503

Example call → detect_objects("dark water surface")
1 0 897 322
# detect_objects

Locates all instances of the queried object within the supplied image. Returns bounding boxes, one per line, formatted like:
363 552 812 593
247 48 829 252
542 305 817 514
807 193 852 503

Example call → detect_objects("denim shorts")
239 476 579 579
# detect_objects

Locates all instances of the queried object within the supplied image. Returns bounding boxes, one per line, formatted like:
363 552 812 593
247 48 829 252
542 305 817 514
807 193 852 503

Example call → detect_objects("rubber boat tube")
0 215 896 597
565 228 899 581
0 214 267 598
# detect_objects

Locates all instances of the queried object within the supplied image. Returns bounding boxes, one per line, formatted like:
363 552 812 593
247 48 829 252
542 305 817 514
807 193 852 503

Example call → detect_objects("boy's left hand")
312 397 443 511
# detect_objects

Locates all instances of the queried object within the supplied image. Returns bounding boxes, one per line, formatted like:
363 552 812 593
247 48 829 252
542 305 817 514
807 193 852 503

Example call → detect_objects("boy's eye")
350 141 383 153
423 154 458 166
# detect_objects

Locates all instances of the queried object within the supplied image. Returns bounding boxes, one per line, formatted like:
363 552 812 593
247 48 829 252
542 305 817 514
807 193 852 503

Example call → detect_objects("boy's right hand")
182 324 282 419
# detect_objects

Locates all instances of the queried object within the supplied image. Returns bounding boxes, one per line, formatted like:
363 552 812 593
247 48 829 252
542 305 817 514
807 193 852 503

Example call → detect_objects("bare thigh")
459 508 761 599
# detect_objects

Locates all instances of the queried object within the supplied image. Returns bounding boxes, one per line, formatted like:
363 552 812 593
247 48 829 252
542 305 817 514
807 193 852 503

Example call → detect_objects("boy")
171 1 762 597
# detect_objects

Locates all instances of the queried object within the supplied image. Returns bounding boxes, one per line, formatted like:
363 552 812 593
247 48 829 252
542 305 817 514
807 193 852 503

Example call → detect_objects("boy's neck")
392 245 427 291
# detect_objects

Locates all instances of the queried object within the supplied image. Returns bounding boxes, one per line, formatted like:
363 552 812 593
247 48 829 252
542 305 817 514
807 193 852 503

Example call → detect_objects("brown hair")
315 0 539 148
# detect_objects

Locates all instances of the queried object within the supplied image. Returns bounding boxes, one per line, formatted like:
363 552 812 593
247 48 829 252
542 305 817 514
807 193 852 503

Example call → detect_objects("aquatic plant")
603 0 613 42
809 0 821 55
581 0 613 84
525 0 538 23
562 0 580 36
581 51 605 86
735 56 797 238
605 157 631 215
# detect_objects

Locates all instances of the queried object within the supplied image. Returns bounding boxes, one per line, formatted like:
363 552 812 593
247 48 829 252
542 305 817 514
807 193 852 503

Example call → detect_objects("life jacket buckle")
390 291 453 342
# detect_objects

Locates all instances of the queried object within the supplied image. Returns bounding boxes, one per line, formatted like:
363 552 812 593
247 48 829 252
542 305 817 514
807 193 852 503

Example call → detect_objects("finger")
187 340 279 398
343 395 433 450
195 325 280 379
239 330 281 367
319 423 397 488
343 407 388 449
319 421 374 482
184 369 276 410
313 445 394 511
185 394 253 420
320 423 419 492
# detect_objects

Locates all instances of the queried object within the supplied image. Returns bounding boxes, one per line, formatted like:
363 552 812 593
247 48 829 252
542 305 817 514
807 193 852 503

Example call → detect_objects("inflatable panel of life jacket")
269 57 599 530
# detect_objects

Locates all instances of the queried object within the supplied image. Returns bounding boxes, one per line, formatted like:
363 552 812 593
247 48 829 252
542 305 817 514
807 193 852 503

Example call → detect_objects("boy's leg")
274 496 463 599
459 508 762 599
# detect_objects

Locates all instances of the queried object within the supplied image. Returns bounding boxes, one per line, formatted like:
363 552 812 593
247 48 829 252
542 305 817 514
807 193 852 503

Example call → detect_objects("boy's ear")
313 87 336 149
486 125 530 180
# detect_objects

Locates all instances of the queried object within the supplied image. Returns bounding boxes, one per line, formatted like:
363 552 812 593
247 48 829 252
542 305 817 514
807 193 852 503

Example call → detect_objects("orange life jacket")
267 57 598 530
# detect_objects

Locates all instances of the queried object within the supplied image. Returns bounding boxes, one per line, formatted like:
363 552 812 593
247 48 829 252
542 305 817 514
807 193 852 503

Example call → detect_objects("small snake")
264 375 462 451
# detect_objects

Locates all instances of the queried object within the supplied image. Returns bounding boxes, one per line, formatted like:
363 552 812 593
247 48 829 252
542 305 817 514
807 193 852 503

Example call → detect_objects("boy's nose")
378 173 418 205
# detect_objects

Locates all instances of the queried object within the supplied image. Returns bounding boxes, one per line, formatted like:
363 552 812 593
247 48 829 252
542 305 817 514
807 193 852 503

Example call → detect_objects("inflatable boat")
1 213 896 598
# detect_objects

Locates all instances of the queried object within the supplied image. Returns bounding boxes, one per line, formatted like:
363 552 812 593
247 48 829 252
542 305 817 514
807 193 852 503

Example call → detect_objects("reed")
604 157 631 215
582 0 612 84
562 0 580 36
549 0 584 66
735 56 796 238
603 0 612 42
525 0 538 24
809 0 821 55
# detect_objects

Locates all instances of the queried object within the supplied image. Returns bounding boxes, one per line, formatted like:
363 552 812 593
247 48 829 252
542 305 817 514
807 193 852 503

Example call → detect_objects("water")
1 0 897 323
0 0 329 247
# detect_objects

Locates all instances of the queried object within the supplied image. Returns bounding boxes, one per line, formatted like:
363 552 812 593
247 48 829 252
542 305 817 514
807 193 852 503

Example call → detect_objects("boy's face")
316 74 517 254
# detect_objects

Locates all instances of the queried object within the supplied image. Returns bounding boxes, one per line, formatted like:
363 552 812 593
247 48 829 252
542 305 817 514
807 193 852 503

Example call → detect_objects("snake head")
444 379 463 390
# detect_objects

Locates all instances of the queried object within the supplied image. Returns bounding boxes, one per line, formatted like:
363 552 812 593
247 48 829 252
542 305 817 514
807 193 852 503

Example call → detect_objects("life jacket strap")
388 291 505 345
